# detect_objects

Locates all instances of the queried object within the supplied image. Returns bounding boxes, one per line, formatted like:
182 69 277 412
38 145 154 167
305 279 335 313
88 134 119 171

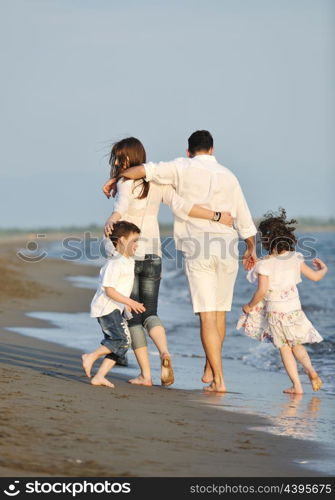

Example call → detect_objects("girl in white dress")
237 209 328 394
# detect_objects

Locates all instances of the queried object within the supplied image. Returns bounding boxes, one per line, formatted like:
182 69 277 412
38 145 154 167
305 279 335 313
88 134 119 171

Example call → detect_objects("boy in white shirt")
82 221 145 388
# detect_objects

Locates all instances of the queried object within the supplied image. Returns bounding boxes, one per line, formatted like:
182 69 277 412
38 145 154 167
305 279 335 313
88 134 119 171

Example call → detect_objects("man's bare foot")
91 375 115 388
283 386 304 395
203 381 227 393
308 372 323 392
128 375 153 387
81 353 96 378
201 364 213 383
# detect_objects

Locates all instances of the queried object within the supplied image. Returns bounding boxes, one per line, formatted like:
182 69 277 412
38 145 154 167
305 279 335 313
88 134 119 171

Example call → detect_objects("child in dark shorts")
81 221 145 388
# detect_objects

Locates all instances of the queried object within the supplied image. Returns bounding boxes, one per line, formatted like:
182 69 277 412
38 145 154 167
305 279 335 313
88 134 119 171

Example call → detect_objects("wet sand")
0 235 329 477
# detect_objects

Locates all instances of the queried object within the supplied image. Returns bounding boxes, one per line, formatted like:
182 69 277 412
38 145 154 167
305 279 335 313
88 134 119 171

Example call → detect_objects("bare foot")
81 353 96 378
128 375 153 387
161 354 175 387
201 364 213 384
91 375 115 388
308 372 323 392
203 382 227 393
283 386 304 395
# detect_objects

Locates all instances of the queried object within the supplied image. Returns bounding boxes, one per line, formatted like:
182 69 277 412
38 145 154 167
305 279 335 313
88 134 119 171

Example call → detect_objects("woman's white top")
107 179 193 259
247 251 304 312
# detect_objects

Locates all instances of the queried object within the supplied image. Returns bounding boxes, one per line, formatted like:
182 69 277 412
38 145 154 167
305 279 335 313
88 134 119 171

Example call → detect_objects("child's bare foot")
128 375 153 386
91 375 115 388
283 386 304 395
203 381 227 393
201 364 213 383
308 372 323 392
81 353 96 378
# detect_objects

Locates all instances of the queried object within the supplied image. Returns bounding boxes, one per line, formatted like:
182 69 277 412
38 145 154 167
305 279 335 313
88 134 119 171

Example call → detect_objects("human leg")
292 344 323 391
83 307 131 384
82 345 113 378
141 256 166 355
91 357 116 387
202 311 226 383
127 262 153 385
128 323 152 385
199 311 226 392
128 345 153 386
185 256 225 390
185 255 236 389
202 258 238 383
141 255 174 386
280 344 304 394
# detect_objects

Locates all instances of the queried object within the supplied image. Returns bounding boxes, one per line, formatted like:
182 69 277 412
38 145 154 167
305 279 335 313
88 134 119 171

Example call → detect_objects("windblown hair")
109 137 149 199
258 208 297 254
109 221 141 247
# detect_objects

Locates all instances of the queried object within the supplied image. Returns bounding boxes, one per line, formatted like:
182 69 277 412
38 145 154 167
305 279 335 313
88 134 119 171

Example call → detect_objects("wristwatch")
212 211 221 222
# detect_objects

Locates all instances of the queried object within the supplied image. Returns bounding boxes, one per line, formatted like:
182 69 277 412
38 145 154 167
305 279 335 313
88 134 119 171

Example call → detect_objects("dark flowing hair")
109 137 149 199
258 208 297 254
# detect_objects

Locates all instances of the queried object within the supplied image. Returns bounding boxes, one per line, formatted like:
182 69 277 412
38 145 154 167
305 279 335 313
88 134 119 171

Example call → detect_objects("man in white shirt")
103 130 257 393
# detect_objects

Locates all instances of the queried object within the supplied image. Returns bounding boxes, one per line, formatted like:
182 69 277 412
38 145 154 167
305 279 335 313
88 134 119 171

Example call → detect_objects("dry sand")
0 236 328 477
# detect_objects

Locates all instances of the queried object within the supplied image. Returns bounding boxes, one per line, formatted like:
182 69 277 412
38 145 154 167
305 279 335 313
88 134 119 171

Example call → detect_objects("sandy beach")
0 236 330 477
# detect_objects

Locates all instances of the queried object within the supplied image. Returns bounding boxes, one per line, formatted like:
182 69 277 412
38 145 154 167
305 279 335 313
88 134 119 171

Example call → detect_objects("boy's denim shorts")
97 309 131 362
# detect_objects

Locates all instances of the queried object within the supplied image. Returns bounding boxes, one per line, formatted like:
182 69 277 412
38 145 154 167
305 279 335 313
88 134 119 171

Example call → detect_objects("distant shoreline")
1 223 334 240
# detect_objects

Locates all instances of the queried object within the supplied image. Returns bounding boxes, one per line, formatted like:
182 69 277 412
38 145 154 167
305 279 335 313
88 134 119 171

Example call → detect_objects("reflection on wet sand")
197 392 322 442
197 391 228 406
269 396 321 440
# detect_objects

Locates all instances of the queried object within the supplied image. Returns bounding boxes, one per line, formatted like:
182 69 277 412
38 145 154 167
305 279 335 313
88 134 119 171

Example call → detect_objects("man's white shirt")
144 155 257 258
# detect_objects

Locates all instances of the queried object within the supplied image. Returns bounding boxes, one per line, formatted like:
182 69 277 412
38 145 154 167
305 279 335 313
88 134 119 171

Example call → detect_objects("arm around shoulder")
161 185 234 225
144 159 182 186
161 184 193 220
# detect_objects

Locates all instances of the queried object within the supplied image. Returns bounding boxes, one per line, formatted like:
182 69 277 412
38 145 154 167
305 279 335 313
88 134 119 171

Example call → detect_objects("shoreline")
0 238 331 477
1 224 335 238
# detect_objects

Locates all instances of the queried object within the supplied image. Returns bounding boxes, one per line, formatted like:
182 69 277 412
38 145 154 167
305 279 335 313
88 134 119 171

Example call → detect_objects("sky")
1 0 334 228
